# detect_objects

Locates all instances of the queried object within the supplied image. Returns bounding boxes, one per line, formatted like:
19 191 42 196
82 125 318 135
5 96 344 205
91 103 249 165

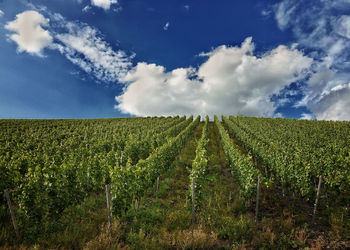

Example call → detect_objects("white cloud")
54 22 132 82
307 83 350 121
112 6 123 13
272 0 350 120
300 113 314 120
4 10 53 56
261 9 272 17
116 38 312 117
296 67 336 107
273 0 296 30
163 22 170 31
184 5 190 11
273 1 349 62
6 7 132 83
91 0 118 10
116 64 201 116
82 5 92 13
274 112 284 118
0 9 4 17
335 15 350 39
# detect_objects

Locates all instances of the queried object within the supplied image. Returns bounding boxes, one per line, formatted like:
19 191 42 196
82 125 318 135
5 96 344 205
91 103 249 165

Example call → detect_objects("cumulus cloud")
4 10 53 56
116 64 201 116
0 9 4 17
91 0 118 10
272 0 350 120
116 37 312 117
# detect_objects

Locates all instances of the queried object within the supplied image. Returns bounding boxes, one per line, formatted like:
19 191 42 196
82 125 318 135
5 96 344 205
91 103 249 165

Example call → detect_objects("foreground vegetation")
1 116 349 249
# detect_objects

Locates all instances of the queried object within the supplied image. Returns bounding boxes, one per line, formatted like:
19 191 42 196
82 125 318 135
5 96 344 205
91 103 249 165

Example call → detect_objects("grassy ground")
2 192 109 249
2 121 349 249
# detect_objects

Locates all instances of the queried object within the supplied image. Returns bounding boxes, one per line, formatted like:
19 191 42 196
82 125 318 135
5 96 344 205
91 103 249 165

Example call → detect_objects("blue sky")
0 0 350 120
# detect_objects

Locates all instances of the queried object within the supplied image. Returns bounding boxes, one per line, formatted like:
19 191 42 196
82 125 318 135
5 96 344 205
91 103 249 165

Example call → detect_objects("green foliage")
189 115 209 210
217 215 253 242
1 115 349 248
215 115 261 199
0 117 179 241
110 116 201 216
227 115 350 198
122 116 186 165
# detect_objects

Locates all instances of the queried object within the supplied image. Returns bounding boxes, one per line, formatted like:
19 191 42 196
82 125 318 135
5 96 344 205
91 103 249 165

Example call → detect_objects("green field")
1 116 349 249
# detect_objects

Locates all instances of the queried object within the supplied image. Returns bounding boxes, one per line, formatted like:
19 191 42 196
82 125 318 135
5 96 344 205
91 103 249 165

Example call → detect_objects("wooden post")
191 178 195 224
4 189 19 239
313 176 322 221
120 151 124 165
255 176 261 224
135 199 139 210
105 184 112 225
156 176 159 192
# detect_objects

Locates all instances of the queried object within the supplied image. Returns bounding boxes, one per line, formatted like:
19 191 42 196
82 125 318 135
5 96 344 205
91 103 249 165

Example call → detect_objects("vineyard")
0 116 349 249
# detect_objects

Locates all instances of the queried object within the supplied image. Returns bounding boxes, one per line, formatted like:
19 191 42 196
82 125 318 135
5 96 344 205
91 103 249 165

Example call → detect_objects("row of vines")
1 114 349 242
217 115 349 221
189 115 209 212
110 116 200 216
224 115 350 198
0 116 194 240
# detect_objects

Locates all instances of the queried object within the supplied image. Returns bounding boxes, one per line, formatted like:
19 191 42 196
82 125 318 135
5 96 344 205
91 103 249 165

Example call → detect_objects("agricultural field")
1 116 349 249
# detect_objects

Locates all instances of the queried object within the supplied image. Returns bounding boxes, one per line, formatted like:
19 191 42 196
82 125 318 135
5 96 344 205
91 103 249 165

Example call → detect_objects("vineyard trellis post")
4 189 19 239
105 184 112 225
255 176 261 224
312 176 322 221
156 176 159 192
135 199 139 210
120 151 124 165
264 166 268 178
191 178 195 224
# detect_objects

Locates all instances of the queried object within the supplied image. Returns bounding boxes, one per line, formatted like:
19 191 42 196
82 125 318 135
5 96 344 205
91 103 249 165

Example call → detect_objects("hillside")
1 116 349 249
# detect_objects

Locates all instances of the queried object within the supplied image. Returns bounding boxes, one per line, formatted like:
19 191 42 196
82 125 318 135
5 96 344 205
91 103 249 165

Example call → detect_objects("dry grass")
175 225 218 249
84 222 128 250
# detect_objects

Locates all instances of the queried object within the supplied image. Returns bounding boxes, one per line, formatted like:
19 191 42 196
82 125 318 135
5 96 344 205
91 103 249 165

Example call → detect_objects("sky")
0 0 349 120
